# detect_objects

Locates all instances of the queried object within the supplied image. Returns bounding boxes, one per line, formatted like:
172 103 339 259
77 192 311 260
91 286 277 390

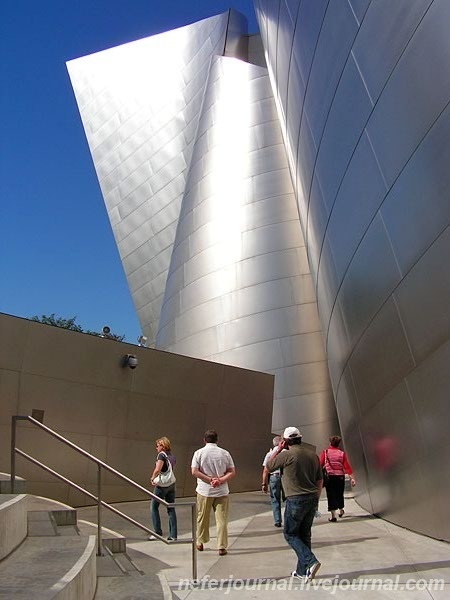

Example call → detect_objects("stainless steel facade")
68 12 239 346
254 0 450 541
69 2 450 540
68 9 337 451
156 54 336 442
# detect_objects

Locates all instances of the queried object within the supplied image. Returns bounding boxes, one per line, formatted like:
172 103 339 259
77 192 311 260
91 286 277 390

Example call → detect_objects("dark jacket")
266 444 322 497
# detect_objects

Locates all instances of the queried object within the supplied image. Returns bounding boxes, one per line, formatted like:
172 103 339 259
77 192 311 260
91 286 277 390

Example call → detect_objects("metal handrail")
10 415 197 580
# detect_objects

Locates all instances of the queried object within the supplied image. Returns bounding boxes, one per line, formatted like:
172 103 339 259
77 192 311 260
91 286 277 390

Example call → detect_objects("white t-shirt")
191 443 235 497
263 449 280 475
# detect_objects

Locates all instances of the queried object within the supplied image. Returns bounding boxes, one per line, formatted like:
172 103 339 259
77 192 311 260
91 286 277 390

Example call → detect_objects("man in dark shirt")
266 426 323 582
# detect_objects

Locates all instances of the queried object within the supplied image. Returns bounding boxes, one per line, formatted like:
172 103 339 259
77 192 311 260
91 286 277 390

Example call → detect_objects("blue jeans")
284 494 318 575
151 483 177 539
269 474 282 525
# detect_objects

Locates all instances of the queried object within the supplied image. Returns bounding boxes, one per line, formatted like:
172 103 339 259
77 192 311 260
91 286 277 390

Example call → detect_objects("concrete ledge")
0 494 27 560
78 519 126 553
50 534 96 600
0 473 26 494
0 535 97 600
53 509 77 527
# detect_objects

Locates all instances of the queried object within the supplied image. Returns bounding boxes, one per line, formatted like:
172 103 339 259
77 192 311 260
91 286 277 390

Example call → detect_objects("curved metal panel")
67 13 232 344
68 7 337 447
155 55 336 442
256 0 450 540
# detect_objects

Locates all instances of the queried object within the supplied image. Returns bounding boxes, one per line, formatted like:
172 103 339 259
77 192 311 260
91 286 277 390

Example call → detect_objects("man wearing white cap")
266 426 323 582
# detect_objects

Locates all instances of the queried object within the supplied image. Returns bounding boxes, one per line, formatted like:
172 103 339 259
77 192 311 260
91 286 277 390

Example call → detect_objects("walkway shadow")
316 559 450 581
314 536 380 549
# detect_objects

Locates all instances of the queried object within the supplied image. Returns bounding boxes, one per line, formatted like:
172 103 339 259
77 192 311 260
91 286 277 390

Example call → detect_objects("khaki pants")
196 494 229 549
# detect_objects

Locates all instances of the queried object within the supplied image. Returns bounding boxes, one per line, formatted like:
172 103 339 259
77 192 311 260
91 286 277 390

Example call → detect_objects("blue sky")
0 0 258 344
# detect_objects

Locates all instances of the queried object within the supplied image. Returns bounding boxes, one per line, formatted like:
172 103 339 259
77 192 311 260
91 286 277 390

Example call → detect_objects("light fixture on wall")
122 354 138 369
101 325 112 338
137 335 148 347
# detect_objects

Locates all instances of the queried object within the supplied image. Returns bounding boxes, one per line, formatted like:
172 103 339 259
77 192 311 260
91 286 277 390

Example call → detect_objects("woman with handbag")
319 436 355 522
149 436 177 540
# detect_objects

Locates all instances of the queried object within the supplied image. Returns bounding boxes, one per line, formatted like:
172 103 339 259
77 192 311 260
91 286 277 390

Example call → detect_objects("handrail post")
97 464 102 556
191 502 197 581
10 417 17 493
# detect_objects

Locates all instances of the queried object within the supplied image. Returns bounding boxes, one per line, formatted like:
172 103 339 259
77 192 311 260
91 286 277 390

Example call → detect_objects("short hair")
286 436 302 446
204 429 218 443
156 436 171 452
273 436 282 447
330 435 341 448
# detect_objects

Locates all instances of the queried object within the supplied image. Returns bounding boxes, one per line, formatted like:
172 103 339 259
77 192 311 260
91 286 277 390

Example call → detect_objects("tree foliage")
30 313 125 342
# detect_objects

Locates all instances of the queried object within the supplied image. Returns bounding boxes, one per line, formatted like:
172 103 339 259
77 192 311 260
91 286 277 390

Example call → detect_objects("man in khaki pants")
191 430 236 555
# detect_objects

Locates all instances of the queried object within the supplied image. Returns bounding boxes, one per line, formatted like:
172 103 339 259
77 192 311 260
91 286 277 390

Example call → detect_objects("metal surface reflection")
67 13 232 345
255 0 450 541
68 9 337 448
157 54 336 444
70 1 450 541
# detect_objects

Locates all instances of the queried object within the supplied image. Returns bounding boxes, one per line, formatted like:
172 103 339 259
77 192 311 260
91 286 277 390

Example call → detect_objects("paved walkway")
77 491 449 599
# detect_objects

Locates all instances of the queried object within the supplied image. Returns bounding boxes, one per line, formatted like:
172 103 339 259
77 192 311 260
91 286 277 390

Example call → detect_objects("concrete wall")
0 312 273 506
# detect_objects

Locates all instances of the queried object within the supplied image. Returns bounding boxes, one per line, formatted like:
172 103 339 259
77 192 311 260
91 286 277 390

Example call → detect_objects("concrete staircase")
0 493 157 599
0 494 96 599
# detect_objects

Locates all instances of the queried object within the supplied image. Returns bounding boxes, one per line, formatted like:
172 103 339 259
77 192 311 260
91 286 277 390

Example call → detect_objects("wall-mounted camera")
122 354 138 369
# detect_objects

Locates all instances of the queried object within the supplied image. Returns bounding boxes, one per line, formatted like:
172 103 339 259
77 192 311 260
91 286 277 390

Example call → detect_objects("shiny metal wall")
156 55 336 444
67 13 233 346
68 11 338 447
254 0 450 541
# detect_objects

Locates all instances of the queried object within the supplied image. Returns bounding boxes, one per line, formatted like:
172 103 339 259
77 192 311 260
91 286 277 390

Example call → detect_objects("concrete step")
27 508 78 537
0 494 28 560
25 494 75 513
0 473 27 494
78 520 127 554
94 573 167 600
96 547 143 577
0 493 164 599
0 534 97 599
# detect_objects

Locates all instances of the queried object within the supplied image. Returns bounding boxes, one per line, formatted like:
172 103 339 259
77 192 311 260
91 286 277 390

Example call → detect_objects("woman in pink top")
319 436 355 522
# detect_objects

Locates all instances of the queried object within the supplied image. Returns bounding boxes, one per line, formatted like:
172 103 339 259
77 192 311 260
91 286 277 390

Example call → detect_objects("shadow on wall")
0 312 273 506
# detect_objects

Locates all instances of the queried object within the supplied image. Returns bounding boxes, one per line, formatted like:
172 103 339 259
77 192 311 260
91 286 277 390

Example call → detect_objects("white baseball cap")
283 426 302 439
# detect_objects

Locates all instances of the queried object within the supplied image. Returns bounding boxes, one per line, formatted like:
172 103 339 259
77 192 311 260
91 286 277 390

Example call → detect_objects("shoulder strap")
161 452 173 472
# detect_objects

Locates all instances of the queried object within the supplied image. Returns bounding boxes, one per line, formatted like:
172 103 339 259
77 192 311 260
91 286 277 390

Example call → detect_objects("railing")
10 415 197 580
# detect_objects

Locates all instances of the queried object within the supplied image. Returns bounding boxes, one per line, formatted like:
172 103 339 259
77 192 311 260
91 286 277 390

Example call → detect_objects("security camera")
123 354 138 369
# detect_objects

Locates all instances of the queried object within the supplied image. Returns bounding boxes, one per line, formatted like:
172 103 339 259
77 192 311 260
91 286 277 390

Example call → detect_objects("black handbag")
322 450 330 486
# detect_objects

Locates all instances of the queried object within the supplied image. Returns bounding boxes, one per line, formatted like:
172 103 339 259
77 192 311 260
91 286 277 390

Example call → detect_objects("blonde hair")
156 437 171 452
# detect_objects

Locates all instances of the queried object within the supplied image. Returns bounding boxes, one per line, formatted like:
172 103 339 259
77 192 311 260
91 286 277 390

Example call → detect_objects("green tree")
30 314 125 342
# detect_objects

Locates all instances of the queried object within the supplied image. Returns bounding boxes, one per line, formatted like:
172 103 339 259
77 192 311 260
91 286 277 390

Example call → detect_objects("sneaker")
305 561 321 581
167 537 177 541
291 571 307 581
148 535 157 540
274 522 282 527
